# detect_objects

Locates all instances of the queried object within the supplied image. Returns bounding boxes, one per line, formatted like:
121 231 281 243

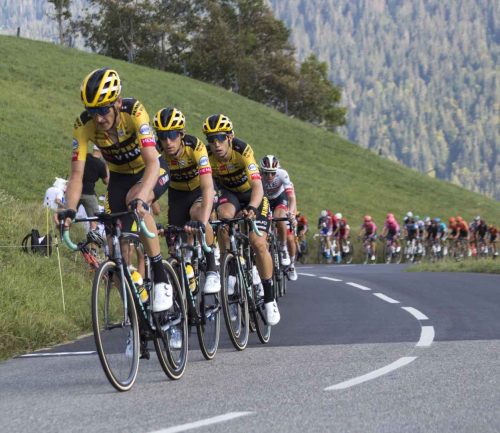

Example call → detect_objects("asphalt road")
1 264 499 433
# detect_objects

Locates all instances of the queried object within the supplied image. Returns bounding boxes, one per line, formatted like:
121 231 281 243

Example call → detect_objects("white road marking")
149 412 254 433
346 282 371 291
19 351 96 358
324 356 418 391
298 272 316 277
320 277 343 282
401 307 429 321
373 293 400 304
416 326 435 347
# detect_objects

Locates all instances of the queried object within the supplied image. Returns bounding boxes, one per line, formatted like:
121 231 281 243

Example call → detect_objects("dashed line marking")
320 277 343 282
346 282 372 291
19 351 96 358
401 307 429 321
149 412 254 433
416 326 435 347
373 293 400 304
325 357 418 391
298 272 316 277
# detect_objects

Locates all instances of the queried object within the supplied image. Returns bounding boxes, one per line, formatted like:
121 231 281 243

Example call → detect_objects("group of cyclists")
57 67 304 332
317 209 499 263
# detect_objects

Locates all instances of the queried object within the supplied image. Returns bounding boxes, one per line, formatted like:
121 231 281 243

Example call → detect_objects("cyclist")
381 213 400 252
475 217 489 255
202 114 280 325
488 224 498 256
336 213 351 257
153 107 219 294
454 216 470 257
317 210 333 259
359 215 377 261
296 211 309 261
260 155 297 279
58 68 172 313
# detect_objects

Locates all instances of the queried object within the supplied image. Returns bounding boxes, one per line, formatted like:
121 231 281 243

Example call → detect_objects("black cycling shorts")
216 187 271 233
105 157 169 231
168 187 203 227
268 191 289 213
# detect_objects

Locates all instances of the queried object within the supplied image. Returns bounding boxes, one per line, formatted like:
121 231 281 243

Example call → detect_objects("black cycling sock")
150 254 168 284
262 278 274 303
205 249 217 272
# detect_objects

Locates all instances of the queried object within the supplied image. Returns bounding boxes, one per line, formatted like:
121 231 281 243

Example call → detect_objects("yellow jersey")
208 137 261 193
161 134 212 191
72 98 158 174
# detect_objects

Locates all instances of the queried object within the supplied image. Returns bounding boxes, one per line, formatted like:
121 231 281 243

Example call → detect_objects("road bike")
164 224 221 360
269 216 292 298
61 210 188 391
380 235 402 264
214 217 271 349
360 236 377 264
314 233 333 264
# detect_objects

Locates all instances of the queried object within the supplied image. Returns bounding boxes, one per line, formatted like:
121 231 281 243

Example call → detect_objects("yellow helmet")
80 68 121 108
153 107 186 131
202 114 233 135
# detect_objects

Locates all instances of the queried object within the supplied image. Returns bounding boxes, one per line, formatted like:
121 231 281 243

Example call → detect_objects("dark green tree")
47 0 72 45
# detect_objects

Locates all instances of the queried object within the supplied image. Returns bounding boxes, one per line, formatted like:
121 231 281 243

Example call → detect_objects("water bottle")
131 270 148 303
185 263 196 292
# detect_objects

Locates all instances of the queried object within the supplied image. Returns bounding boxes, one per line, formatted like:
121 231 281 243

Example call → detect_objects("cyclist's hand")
242 205 257 220
289 213 297 227
184 220 204 234
56 209 76 230
128 198 150 219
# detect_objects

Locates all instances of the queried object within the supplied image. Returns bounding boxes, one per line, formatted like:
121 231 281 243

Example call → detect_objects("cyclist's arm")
65 159 85 211
135 146 160 204
199 170 215 225
248 177 264 210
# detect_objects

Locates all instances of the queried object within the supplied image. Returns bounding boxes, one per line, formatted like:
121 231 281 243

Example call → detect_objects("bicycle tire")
195 267 221 360
251 283 271 344
221 253 249 351
92 260 139 392
153 260 188 380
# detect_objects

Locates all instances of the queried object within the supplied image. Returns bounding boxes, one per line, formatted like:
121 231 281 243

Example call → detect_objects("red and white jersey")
262 168 294 200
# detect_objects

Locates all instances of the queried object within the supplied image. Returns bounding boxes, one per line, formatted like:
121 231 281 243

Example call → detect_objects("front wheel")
251 284 271 344
196 269 221 360
92 260 139 392
221 253 249 350
153 260 188 380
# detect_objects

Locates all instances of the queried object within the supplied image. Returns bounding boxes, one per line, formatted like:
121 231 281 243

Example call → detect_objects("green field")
1 36 499 360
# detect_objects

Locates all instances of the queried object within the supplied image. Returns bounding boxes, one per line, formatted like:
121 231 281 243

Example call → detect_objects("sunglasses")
206 133 228 144
157 130 182 141
86 105 112 117
263 171 276 176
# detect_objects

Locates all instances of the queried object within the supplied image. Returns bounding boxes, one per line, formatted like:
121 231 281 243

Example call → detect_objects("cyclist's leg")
215 189 239 251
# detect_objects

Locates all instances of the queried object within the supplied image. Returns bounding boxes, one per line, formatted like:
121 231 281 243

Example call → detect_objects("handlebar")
60 210 155 251
165 224 212 253
211 217 263 237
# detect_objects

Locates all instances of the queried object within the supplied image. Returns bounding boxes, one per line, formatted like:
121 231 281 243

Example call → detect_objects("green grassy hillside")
0 36 499 359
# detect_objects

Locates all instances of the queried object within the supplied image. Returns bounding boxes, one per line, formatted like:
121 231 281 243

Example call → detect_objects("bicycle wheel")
251 283 271 344
92 260 139 392
221 253 249 351
195 268 221 360
153 260 188 380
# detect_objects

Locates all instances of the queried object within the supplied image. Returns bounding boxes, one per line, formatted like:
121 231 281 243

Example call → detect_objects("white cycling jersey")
262 168 294 200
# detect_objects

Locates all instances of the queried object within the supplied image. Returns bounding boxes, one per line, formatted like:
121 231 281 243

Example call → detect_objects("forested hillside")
269 0 500 199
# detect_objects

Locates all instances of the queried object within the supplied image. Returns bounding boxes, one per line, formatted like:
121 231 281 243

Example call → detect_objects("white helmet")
320 210 327 218
335 213 342 219
406 211 413 218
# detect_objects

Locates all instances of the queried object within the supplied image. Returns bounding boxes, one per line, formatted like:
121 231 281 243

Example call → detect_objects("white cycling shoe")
203 271 221 294
280 248 291 266
288 266 298 281
152 282 173 312
265 301 280 326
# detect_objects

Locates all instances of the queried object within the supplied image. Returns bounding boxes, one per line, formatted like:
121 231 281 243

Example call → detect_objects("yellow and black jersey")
208 137 261 193
160 134 212 191
72 98 158 174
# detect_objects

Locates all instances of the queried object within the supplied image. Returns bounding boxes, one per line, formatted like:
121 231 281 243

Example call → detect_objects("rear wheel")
221 253 249 350
153 260 188 380
92 260 139 392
